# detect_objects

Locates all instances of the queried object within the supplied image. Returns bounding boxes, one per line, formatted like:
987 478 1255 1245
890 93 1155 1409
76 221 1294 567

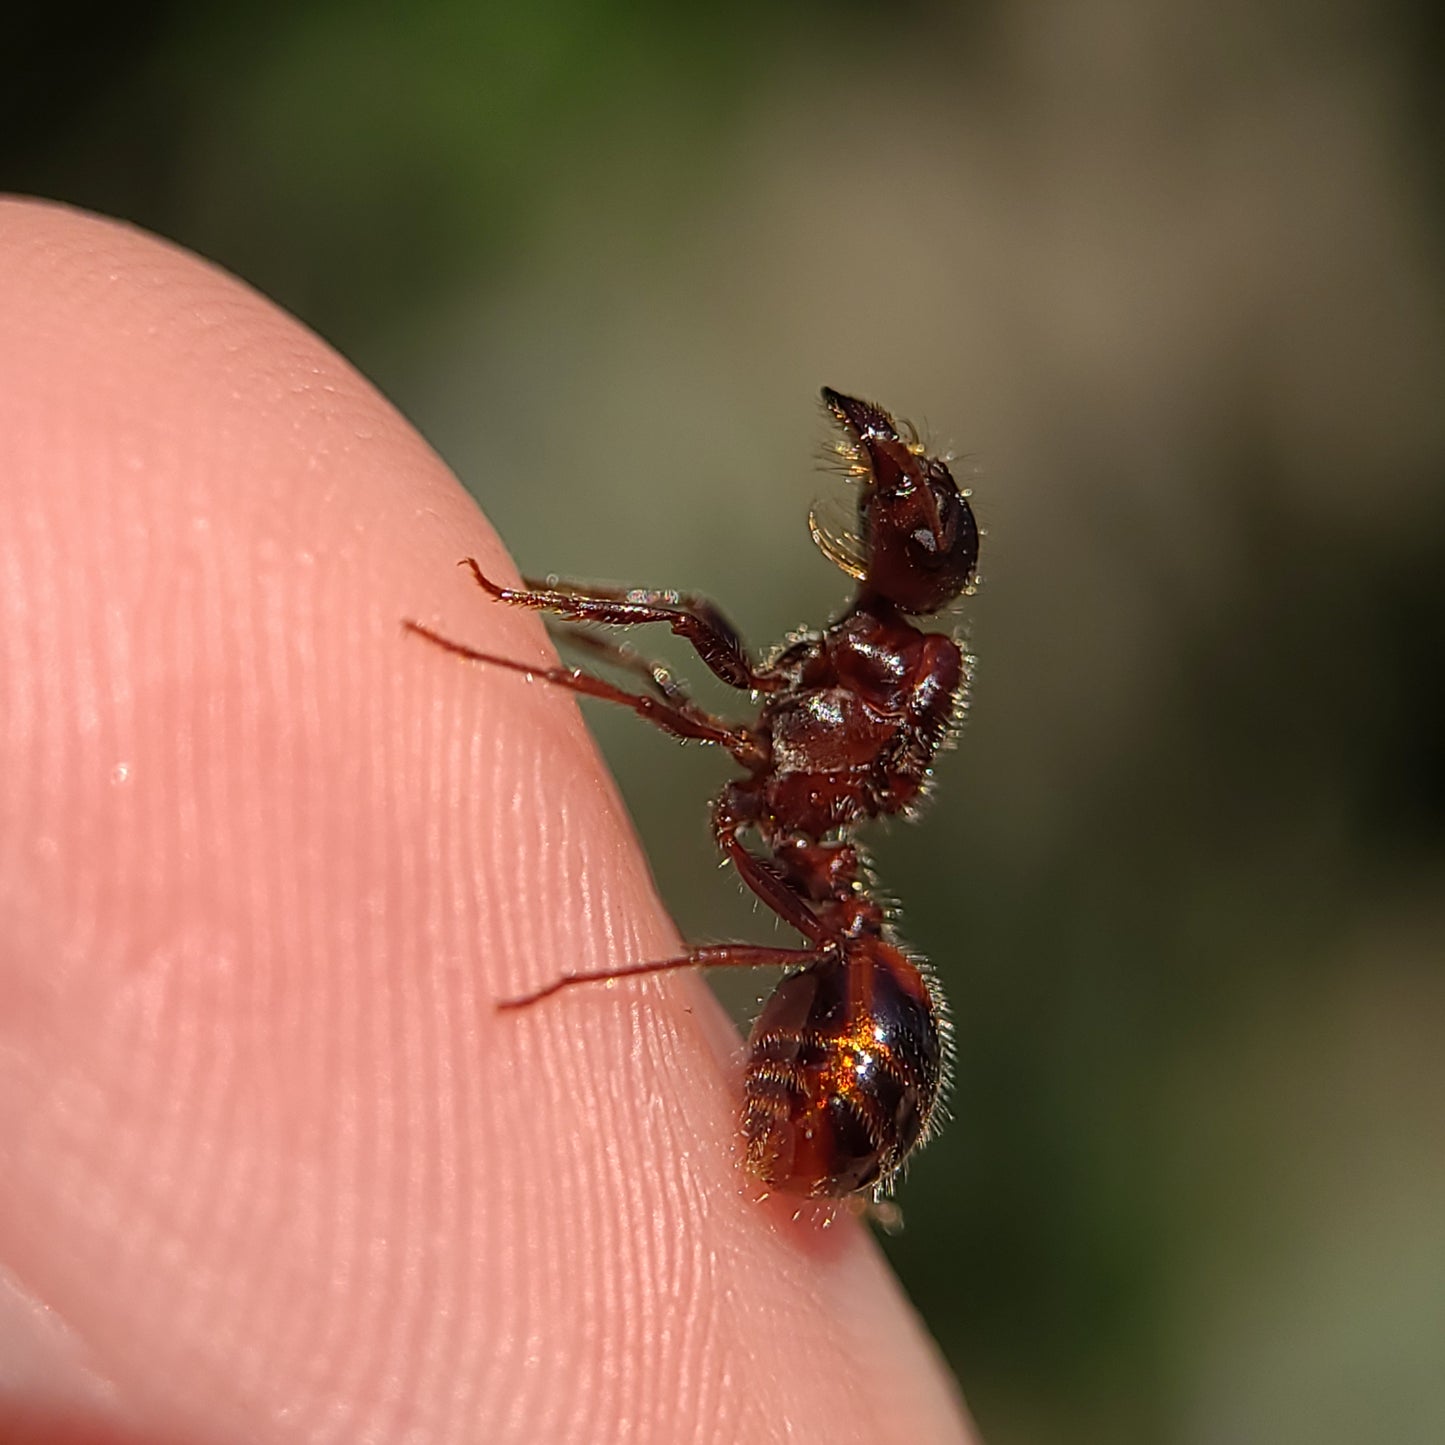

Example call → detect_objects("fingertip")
0 199 975 1443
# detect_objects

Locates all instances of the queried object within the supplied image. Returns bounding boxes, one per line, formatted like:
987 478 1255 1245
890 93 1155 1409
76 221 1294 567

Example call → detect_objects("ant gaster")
406 388 980 1200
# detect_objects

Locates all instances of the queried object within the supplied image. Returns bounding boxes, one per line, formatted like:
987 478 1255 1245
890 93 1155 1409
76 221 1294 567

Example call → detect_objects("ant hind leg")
498 943 826 1009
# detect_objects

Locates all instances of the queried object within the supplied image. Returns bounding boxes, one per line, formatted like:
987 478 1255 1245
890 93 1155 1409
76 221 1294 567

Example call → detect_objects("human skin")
0 199 977 1445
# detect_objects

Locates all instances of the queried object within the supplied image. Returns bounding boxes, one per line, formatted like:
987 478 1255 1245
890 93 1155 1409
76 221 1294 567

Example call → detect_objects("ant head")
820 387 979 615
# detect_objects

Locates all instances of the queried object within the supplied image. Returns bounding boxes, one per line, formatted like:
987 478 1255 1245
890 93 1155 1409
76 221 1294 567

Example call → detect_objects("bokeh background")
9 2 1443 1441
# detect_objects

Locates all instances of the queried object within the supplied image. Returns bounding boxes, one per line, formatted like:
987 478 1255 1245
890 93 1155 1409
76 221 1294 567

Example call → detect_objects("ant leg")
711 792 834 949
403 620 764 763
460 559 773 693
544 626 691 707
498 943 825 1009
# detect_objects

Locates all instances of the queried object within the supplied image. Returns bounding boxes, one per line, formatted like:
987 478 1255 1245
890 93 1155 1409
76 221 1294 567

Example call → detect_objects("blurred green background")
10 2 1444 1440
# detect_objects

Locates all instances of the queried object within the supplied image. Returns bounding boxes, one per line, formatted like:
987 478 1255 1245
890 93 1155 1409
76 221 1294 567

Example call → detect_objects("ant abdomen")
743 942 944 1198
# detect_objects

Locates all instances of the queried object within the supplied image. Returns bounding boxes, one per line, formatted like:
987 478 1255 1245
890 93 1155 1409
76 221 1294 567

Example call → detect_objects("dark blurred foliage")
7 3 1444 1442
6 0 925 374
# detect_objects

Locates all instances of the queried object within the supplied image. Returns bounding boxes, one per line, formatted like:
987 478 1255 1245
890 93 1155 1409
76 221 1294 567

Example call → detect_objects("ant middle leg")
403 620 765 763
459 558 774 693
543 625 693 707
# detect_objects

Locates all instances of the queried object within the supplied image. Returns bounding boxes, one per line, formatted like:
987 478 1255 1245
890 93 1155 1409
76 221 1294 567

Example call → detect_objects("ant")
405 388 979 1200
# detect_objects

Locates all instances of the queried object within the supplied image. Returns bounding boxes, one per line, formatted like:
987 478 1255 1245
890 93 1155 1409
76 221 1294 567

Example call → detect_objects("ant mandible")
405 388 980 1200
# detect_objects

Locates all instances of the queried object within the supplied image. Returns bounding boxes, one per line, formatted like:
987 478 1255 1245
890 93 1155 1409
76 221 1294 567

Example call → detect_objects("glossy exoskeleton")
406 388 979 1199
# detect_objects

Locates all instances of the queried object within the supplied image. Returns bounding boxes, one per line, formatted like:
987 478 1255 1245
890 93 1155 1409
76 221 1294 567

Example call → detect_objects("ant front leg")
461 559 775 694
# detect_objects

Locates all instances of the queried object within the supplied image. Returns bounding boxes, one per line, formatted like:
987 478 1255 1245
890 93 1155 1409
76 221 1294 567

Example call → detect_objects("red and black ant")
406 388 979 1200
